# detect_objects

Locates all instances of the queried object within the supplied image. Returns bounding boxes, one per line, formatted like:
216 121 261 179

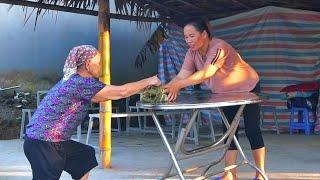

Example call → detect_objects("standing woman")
164 20 266 180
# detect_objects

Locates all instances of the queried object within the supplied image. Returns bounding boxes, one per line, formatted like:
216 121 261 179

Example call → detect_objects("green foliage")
0 71 59 94
140 86 167 103
0 71 60 139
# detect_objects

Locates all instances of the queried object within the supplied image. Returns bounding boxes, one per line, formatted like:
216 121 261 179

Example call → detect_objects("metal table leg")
162 109 200 179
151 111 186 180
162 108 242 179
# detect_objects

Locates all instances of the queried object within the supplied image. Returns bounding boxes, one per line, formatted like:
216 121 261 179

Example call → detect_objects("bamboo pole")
98 0 112 168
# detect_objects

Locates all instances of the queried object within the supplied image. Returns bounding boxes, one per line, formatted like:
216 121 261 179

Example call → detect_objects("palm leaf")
14 0 166 67
114 0 159 30
18 0 162 30
134 23 168 68
19 0 97 28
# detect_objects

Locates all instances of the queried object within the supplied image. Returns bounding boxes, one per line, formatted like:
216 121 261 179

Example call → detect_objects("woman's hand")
148 76 161 86
163 82 181 102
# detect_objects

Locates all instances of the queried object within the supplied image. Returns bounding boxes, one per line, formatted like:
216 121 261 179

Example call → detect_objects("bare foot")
255 174 264 180
255 170 266 180
221 171 235 180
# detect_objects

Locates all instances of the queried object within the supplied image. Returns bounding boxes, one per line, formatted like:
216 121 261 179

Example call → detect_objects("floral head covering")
62 45 98 81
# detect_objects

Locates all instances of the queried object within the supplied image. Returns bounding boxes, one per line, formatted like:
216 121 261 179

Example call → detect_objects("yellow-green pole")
98 0 112 168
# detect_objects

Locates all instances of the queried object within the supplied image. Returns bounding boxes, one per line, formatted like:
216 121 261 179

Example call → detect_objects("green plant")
140 86 168 103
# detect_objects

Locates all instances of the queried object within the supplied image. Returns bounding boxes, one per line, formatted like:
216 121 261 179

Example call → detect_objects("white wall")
0 2 158 84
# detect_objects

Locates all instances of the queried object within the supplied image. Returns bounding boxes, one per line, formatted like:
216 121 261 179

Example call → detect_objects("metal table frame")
133 92 268 180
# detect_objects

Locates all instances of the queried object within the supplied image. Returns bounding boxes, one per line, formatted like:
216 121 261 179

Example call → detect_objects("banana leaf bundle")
140 86 168 103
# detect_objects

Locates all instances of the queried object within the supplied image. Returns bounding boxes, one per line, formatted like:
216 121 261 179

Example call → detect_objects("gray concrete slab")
0 132 319 180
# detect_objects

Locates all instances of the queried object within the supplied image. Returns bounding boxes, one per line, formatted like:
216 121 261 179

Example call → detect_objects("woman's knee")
246 130 264 150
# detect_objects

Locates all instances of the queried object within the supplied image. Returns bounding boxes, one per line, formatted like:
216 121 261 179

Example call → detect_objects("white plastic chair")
76 106 121 143
20 109 35 139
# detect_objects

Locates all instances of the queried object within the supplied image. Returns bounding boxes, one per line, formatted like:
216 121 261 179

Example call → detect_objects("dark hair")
183 18 211 38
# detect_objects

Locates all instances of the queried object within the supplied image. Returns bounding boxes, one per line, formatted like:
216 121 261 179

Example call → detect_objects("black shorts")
23 137 98 180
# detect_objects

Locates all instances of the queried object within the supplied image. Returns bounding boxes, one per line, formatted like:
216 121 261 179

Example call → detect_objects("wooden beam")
0 0 172 23
175 0 206 11
231 0 251 10
186 9 248 21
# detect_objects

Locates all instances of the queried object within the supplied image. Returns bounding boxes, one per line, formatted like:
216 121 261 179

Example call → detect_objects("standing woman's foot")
255 171 265 180
253 175 265 180
214 171 235 180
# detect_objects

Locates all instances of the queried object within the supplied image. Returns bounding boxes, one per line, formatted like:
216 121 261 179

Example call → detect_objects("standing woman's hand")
163 83 181 102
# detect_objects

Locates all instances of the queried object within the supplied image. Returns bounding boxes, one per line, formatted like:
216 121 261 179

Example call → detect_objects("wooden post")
98 0 112 168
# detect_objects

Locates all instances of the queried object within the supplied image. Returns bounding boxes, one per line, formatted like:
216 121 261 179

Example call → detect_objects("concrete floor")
0 132 320 180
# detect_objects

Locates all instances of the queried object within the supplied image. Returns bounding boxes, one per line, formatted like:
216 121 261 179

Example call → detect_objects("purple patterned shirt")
26 74 105 142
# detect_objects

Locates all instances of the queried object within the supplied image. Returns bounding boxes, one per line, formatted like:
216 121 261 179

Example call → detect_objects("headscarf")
62 45 98 81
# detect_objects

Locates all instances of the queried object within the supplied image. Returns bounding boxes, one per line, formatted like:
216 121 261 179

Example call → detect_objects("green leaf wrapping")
140 86 168 103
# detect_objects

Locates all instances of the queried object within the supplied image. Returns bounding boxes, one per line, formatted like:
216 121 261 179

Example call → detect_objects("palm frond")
134 23 168 68
20 0 97 28
114 0 158 30
19 0 161 30
13 0 167 67
113 1 168 66
115 0 157 17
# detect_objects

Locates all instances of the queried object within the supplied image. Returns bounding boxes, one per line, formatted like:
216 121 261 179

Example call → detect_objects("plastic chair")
260 105 280 134
20 90 48 139
126 106 144 133
289 107 315 135
20 109 35 139
36 90 48 107
79 106 121 144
